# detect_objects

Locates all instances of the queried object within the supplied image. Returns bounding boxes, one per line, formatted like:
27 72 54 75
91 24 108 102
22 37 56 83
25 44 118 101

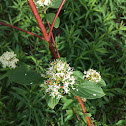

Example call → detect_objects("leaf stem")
47 21 60 58
49 0 66 38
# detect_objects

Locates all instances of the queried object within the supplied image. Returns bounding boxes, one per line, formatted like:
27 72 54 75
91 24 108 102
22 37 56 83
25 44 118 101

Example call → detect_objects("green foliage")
62 97 73 110
0 0 126 125
0 0 51 71
51 0 63 9
73 70 84 80
71 81 105 99
97 79 106 87
10 85 45 126
45 13 60 28
46 95 60 109
56 0 126 125
8 65 44 85
72 71 105 99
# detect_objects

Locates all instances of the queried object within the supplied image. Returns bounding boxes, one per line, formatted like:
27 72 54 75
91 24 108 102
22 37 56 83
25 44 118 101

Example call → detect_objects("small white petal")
93 94 96 96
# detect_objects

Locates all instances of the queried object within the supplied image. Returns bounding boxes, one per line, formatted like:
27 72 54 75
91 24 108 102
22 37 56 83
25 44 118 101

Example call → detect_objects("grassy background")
0 0 126 125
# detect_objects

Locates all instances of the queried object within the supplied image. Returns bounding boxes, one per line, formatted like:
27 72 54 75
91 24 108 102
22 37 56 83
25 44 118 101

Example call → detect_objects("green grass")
0 0 126 125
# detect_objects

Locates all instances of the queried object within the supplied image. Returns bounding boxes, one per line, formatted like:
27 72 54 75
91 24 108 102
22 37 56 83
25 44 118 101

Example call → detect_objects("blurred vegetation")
0 0 126 125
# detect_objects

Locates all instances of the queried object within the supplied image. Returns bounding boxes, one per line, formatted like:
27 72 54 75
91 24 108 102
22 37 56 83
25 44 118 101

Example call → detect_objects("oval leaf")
73 71 84 80
8 66 44 85
46 96 59 109
71 81 105 99
45 13 60 28
97 79 106 87
62 99 73 110
51 0 63 9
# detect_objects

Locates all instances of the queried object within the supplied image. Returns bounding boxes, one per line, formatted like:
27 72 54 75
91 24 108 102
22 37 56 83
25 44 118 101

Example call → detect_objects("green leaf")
51 0 63 9
71 81 105 99
85 113 92 117
10 92 26 104
65 110 73 122
46 96 59 109
116 120 125 125
66 110 73 115
0 72 8 80
97 79 106 87
73 71 84 80
34 109 41 126
62 98 73 109
8 65 44 85
121 26 126 31
45 13 60 28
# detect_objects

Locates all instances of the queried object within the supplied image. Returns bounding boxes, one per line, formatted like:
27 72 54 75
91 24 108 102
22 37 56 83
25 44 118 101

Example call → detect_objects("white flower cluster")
84 69 101 83
44 59 75 99
0 51 19 68
37 0 52 6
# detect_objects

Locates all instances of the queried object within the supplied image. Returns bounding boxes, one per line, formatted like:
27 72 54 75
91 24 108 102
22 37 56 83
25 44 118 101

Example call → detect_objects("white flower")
43 59 76 99
93 94 96 96
46 82 62 99
69 76 75 85
84 69 101 83
37 1 43 6
0 51 19 68
37 0 52 6
55 72 64 78
64 87 69 94
57 95 63 99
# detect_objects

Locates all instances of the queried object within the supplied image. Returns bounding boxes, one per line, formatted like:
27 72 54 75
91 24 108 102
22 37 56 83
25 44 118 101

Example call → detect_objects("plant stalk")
47 21 60 58
49 0 66 38
76 96 91 126
27 1 92 125
0 21 44 40
27 0 58 59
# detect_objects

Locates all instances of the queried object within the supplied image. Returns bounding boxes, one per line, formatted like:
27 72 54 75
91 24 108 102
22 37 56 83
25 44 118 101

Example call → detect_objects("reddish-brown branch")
49 0 66 38
27 0 58 59
73 108 80 121
76 96 91 126
47 21 60 58
26 1 93 126
0 21 45 40
89 117 94 126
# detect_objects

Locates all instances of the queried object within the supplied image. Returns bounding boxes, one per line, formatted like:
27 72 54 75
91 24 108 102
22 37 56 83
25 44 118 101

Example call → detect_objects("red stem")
47 21 60 58
27 1 93 125
26 2 93 125
76 96 91 126
49 0 66 38
0 21 45 40
27 0 58 59
73 108 80 121
89 117 94 126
